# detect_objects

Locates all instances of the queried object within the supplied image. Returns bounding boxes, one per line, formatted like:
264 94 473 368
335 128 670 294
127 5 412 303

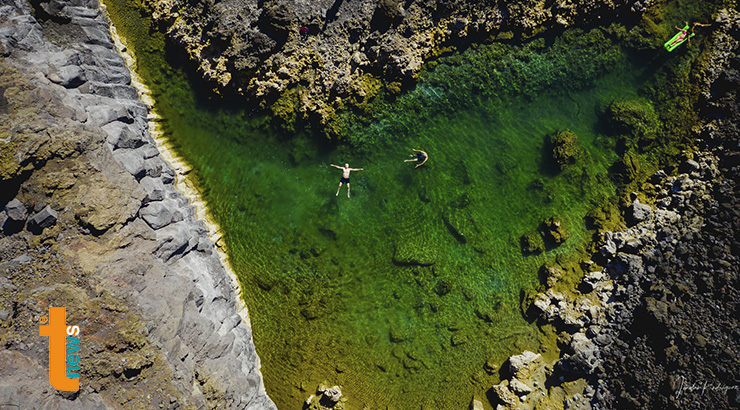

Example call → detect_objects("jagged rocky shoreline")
141 0 653 135
491 8 740 410
0 1 275 408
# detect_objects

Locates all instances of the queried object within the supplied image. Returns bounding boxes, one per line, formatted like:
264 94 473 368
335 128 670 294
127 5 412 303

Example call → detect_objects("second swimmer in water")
405 148 428 168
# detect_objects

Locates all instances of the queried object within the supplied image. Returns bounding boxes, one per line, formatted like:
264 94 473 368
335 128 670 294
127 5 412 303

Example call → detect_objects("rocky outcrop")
0 1 275 408
304 382 345 410
499 154 733 410
494 8 740 410
141 0 651 135
590 9 740 409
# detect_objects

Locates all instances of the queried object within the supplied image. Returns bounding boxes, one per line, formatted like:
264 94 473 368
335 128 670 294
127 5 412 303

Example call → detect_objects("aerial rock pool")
104 2 687 407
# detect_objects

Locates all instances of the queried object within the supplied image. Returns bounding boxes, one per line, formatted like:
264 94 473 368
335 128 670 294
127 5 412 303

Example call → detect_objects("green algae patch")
103 0 722 408
270 86 302 132
607 98 660 148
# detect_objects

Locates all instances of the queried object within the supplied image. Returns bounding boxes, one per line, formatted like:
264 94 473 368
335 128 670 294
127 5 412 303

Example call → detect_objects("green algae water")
165 67 632 408
103 2 707 408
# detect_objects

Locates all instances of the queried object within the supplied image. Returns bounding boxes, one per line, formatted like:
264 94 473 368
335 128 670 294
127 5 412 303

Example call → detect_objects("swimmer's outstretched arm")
330 164 342 169
688 23 711 45
350 167 364 171
691 22 711 33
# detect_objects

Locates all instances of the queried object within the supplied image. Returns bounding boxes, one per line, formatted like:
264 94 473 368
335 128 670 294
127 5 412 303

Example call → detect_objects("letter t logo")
39 307 79 391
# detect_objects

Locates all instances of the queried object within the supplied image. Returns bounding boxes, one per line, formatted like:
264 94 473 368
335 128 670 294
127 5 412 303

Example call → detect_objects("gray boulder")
140 202 173 230
630 199 652 223
88 82 138 100
4 199 28 222
28 205 58 230
559 332 601 374
139 177 166 203
85 103 132 127
103 121 144 149
47 65 85 88
318 384 342 404
114 149 146 179
600 231 618 257
509 378 533 395
612 252 645 280
491 383 519 406
143 157 165 178
154 222 191 260
508 351 542 379
531 293 551 315
582 271 605 293
61 5 100 19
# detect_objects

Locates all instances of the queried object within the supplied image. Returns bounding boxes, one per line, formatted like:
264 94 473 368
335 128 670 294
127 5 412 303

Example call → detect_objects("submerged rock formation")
551 129 582 170
0 1 275 408
140 0 651 135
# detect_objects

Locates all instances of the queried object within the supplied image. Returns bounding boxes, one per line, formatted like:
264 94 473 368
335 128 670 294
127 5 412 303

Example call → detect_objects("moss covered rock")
612 150 642 184
606 98 659 148
434 277 454 296
520 231 545 255
551 129 581 170
540 263 564 288
586 202 622 232
541 216 568 245
270 86 301 132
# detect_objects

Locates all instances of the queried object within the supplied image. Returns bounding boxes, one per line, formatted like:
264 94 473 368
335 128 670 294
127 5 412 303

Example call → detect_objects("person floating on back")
330 163 364 198
405 148 428 168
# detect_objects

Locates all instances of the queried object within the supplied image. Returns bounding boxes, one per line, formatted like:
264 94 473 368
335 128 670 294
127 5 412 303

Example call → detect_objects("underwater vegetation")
607 98 660 149
337 25 627 148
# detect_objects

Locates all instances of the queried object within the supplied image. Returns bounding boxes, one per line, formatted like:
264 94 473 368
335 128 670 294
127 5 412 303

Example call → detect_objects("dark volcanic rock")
2 199 28 233
506 11 740 408
591 11 740 410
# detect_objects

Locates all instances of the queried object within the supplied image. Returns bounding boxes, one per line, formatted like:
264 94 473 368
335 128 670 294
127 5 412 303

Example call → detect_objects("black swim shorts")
340 177 350 184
